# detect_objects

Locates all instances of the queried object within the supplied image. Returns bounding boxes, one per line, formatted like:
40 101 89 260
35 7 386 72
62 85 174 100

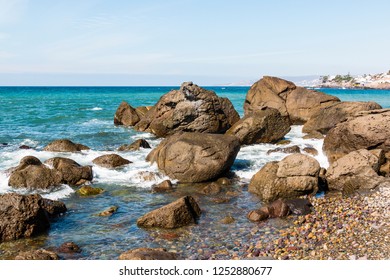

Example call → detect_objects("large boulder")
44 157 93 186
303 101 382 135
119 248 177 260
15 249 60 260
226 108 290 145
92 154 132 168
118 139 151 151
0 193 66 242
244 76 339 124
8 156 62 190
135 82 240 137
248 154 320 202
114 101 141 126
326 149 387 193
323 109 390 163
137 196 201 229
43 139 90 152
146 132 240 183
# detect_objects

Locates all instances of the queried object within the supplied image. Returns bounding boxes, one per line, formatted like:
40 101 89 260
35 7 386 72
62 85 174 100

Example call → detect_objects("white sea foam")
81 119 111 126
88 107 103 111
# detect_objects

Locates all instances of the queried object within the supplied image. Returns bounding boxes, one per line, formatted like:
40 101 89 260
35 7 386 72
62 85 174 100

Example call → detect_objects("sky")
0 0 389 85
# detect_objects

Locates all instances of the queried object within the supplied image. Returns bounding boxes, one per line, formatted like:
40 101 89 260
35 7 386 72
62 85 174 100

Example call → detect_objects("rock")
137 196 201 229
303 101 382 134
137 171 163 181
146 132 240 183
118 139 151 151
198 182 221 195
303 147 318 156
19 145 32 149
77 186 104 196
8 156 62 190
244 76 339 124
226 108 290 145
285 198 312 215
15 249 59 260
58 242 82 254
326 149 386 192
247 209 269 222
267 199 291 218
114 101 141 126
151 180 173 193
302 131 324 139
92 154 132 168
248 154 320 202
220 215 235 224
135 82 240 137
41 198 67 217
98 206 118 217
216 177 232 185
267 145 301 155
323 109 390 163
43 139 90 152
45 157 93 186
118 248 177 260
135 106 150 118
0 193 57 242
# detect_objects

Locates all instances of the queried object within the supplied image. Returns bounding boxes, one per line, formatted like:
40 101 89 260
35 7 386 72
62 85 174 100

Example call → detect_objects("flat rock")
43 139 90 152
92 154 132 168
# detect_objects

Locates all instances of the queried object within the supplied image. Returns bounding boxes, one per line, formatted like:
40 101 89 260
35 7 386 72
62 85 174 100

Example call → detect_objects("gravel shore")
245 184 390 260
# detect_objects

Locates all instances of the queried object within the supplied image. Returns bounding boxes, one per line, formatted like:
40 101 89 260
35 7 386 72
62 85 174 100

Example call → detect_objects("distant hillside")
317 71 390 89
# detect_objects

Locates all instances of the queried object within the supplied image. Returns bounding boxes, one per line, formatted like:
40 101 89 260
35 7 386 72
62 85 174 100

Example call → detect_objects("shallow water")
0 86 389 259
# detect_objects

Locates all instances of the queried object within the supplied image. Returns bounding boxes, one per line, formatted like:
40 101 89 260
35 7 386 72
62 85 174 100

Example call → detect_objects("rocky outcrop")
118 139 151 151
303 101 382 135
326 149 387 193
45 157 93 186
323 109 390 163
41 198 67 217
8 156 62 190
135 82 240 137
58 242 82 254
248 154 320 202
15 249 60 260
226 108 290 145
92 154 132 168
119 248 177 260
137 196 201 229
43 139 90 152
0 193 66 242
146 132 240 183
114 101 141 126
244 76 339 124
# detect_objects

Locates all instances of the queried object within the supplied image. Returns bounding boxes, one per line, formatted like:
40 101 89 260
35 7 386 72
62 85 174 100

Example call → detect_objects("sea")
0 86 389 259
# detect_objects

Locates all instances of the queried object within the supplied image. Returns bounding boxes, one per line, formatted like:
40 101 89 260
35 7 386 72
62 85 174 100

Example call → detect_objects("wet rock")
226 108 291 145
118 139 151 151
77 186 104 196
302 131 324 139
0 193 61 242
303 147 318 156
45 157 93 186
135 82 240 137
249 154 320 202
137 171 163 181
285 198 312 215
216 177 232 185
247 209 269 222
119 248 177 260
58 242 82 254
151 180 173 193
199 182 221 195
137 196 201 229
267 145 301 155
114 101 141 126
146 132 240 183
323 109 390 163
41 198 67 217
220 215 235 224
92 154 131 168
19 145 32 149
267 199 291 218
15 249 59 260
43 139 90 152
98 206 118 217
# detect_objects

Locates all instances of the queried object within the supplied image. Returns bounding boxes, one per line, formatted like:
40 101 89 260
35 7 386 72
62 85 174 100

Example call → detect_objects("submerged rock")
151 180 173 193
92 154 132 168
58 242 82 254
267 145 301 155
119 248 177 260
77 186 104 196
15 249 60 260
98 206 118 217
43 139 90 152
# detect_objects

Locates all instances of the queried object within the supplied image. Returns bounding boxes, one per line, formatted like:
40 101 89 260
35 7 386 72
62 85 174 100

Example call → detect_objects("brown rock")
226 108 291 145
135 106 150 118
247 209 269 222
302 131 324 139
303 147 318 156
45 157 93 186
303 101 382 134
58 242 82 253
19 145 32 149
198 182 221 195
137 196 201 229
220 215 235 224
284 198 312 215
119 248 177 260
15 249 59 260
118 139 151 151
98 206 118 217
77 186 104 196
277 153 320 177
267 145 301 155
323 109 390 163
135 82 239 137
151 180 173 193
92 154 131 168
41 198 67 218
267 199 291 218
43 139 90 152
114 101 140 126
146 132 240 183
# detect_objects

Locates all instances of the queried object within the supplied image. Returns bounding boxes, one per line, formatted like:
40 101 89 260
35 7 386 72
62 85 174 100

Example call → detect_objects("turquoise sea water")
0 86 389 259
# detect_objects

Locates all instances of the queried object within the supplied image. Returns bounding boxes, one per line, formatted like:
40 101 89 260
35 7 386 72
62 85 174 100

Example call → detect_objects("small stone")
220 215 235 224
77 186 104 196
98 206 118 216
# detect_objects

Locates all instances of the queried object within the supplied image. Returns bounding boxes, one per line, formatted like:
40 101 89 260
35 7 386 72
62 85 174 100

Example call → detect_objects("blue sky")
0 0 389 85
